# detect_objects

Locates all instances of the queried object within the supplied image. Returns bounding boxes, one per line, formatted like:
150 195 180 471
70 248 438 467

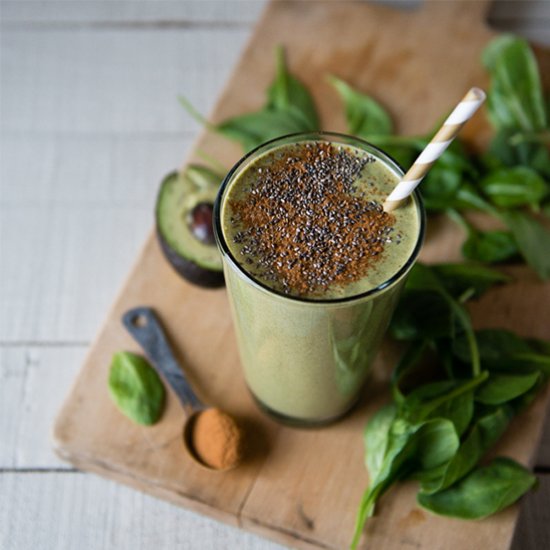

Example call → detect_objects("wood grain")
51 1 550 549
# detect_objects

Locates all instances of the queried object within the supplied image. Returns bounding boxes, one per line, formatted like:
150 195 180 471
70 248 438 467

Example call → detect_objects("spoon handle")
122 306 203 414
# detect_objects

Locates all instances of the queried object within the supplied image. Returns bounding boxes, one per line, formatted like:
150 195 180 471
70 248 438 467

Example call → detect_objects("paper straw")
383 87 486 212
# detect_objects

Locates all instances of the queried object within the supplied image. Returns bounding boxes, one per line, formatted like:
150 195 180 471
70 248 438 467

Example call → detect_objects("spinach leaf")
364 404 397 479
328 75 393 136
453 183 498 214
431 263 510 299
453 330 549 376
475 372 541 405
482 35 547 132
398 263 480 377
402 373 488 425
412 419 460 471
390 291 452 341
500 210 550 280
108 352 165 425
479 166 547 209
217 109 307 151
461 229 519 264
352 417 458 549
497 353 550 376
267 46 319 130
418 457 537 519
445 209 515 264
420 169 463 211
489 129 550 179
429 392 474 438
391 340 430 403
419 407 513 494
179 47 318 153
453 329 533 365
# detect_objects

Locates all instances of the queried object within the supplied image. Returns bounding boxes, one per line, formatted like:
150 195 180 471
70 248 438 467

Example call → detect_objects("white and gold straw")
383 87 486 212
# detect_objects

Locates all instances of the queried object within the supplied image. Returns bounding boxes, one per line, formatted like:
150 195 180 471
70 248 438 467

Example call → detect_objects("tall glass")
214 133 425 426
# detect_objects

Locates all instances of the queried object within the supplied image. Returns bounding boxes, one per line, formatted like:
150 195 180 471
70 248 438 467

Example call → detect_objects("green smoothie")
214 133 424 424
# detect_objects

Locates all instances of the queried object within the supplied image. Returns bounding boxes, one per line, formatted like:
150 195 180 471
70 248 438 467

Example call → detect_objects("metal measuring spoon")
122 306 242 471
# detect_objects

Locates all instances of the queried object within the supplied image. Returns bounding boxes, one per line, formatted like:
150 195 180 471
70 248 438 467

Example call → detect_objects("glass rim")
213 131 426 305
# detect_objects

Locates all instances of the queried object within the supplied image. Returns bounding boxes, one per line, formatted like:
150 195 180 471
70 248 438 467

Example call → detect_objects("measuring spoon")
122 306 242 471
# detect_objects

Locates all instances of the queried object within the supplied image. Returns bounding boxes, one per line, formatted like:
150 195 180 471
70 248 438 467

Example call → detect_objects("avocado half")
155 167 225 288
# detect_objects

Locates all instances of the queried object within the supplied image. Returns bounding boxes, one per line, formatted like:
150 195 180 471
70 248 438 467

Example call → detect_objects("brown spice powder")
192 408 243 470
229 142 395 296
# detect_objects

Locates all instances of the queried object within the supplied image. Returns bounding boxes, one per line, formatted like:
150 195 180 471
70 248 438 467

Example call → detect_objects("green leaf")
429 392 474 438
364 404 397 480
489 129 550 179
453 330 550 375
267 46 319 130
497 353 550 376
390 291 452 341
217 108 308 152
482 35 547 132
500 210 550 280
352 417 458 549
476 372 541 405
461 229 519 264
391 340 430 404
396 264 480 377
453 329 532 365
328 75 393 136
402 374 488 425
479 166 547 208
419 407 513 494
418 457 536 519
412 420 460 471
453 183 498 214
108 352 165 425
432 263 511 299
404 262 446 292
180 46 318 153
420 168 463 211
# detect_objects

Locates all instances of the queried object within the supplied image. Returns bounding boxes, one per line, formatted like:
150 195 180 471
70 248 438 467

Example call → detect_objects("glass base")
249 390 360 428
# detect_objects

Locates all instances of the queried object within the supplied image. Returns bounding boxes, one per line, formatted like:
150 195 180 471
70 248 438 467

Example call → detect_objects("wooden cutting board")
54 2 550 549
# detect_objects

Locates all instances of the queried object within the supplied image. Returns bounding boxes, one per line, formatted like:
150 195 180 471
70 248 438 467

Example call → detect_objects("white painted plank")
1 204 150 342
0 134 194 205
1 28 250 134
0 472 289 550
0 346 85 469
1 0 266 26
0 135 198 342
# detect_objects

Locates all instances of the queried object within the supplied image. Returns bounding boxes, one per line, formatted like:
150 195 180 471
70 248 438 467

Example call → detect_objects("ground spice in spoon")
191 408 243 470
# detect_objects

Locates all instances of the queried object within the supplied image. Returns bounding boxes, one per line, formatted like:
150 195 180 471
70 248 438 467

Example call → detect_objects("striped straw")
383 87 486 212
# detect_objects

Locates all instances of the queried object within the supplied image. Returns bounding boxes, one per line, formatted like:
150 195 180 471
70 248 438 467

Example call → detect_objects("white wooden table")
1 1 549 549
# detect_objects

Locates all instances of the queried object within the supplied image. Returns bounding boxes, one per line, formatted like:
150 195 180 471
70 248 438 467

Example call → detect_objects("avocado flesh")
156 170 224 287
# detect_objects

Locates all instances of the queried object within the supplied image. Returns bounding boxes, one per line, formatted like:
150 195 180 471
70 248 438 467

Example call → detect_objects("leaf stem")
447 208 473 233
178 95 216 131
425 371 489 412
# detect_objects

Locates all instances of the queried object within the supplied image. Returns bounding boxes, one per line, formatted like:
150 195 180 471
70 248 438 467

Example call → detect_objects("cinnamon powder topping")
228 142 397 297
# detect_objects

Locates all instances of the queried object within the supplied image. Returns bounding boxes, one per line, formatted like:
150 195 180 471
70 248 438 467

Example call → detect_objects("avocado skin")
156 226 225 288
